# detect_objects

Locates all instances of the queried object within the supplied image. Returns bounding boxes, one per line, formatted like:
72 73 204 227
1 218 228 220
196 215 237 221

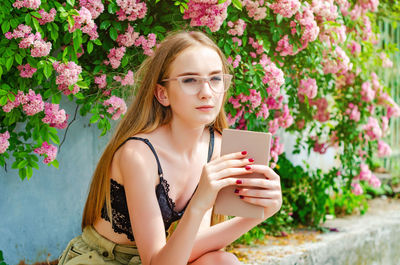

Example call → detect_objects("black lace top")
101 126 215 241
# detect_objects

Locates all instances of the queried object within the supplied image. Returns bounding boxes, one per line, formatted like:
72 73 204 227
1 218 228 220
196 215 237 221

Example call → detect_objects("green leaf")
32 17 40 32
0 65 3 80
15 53 22 65
87 41 93 54
90 114 100 124
67 16 75 29
18 159 28 169
110 27 118 41
76 81 88 89
30 11 42 18
44 63 52 79
51 159 59 168
93 39 102 45
25 13 32 24
52 92 61 104
232 0 242 10
276 14 283 24
0 89 7 96
100 20 111 30
74 92 85 99
1 21 10 34
67 0 75 7
26 166 33 179
0 96 8 106
49 132 60 145
19 167 27 180
121 55 128 67
6 56 14 71
7 93 15 102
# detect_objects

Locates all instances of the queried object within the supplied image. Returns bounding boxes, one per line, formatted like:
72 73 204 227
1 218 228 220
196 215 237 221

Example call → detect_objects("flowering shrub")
0 0 399 233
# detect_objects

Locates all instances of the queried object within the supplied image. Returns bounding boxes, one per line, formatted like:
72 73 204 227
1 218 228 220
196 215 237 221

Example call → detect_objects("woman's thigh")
188 250 241 265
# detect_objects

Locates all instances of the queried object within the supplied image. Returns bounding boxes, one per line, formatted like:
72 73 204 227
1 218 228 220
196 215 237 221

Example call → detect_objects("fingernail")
234 189 239 193
239 195 244 199
241 151 247 155
245 165 251 170
236 179 242 184
248 158 254 162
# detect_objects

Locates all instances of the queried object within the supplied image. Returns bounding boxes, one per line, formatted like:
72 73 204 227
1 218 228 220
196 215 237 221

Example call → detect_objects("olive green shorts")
58 226 142 265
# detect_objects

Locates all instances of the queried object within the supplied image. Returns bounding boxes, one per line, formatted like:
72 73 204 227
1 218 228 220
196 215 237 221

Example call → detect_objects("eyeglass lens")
179 75 231 94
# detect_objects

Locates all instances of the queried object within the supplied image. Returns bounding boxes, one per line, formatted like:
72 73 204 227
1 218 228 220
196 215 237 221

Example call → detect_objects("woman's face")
163 45 225 127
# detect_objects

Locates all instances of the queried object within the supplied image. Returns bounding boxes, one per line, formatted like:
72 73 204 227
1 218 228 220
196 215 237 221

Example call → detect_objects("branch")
59 104 79 152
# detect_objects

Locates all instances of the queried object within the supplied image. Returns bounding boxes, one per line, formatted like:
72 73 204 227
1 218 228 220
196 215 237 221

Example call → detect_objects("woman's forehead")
169 46 223 76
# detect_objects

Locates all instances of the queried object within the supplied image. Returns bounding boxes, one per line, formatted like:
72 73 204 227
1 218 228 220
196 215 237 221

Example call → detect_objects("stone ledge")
233 198 400 265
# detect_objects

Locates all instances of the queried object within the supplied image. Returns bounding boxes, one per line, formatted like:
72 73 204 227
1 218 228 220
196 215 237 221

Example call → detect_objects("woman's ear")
154 84 170 107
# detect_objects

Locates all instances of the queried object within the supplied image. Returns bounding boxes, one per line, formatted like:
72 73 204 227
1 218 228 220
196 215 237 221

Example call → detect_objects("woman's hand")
233 165 282 219
189 151 254 213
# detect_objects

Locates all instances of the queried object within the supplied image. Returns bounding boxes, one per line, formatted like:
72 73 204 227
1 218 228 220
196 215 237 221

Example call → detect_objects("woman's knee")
190 250 241 265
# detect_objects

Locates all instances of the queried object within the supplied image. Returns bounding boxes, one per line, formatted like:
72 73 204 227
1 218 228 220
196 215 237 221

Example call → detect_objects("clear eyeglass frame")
162 74 233 95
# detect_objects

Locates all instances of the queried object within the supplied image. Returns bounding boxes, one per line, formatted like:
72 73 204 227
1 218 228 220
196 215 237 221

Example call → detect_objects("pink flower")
345 103 360 122
298 78 317 99
322 47 351 75
34 141 57 164
0 131 10 154
363 117 382 140
256 103 269 119
116 0 147 21
106 47 126 69
30 38 52 57
361 81 375 102
117 25 140 47
270 136 284 164
357 163 372 181
242 0 267 20
53 61 82 95
42 103 69 129
227 19 246 36
183 0 230 32
113 70 134 86
348 40 361 55
95 74 107 89
17 64 37 78
268 118 280 134
311 0 338 21
69 7 99 40
262 61 285 97
368 174 381 188
351 182 363 195
103 95 127 120
22 89 44 116
269 0 301 18
294 2 319 49
13 0 41 9
232 37 242 46
37 8 56 25
319 24 346 47
277 104 294 128
313 139 328 154
377 140 392 157
79 0 104 19
379 52 393 68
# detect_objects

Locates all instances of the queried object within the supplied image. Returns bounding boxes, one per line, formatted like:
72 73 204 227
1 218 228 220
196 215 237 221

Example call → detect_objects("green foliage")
0 250 7 265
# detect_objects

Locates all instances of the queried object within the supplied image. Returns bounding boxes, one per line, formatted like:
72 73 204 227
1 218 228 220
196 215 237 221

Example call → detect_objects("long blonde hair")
82 30 229 231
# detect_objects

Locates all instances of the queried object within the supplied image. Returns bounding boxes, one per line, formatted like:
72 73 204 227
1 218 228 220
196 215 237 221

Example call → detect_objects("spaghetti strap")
117 137 163 176
207 126 214 162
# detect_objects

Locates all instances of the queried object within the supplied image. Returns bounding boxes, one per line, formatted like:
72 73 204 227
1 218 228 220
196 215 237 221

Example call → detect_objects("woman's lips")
196 105 214 111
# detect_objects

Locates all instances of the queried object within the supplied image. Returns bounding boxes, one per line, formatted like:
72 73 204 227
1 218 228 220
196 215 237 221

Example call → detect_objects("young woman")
58 30 282 265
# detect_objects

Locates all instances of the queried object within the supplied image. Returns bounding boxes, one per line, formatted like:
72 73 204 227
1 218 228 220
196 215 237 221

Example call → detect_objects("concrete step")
232 198 400 265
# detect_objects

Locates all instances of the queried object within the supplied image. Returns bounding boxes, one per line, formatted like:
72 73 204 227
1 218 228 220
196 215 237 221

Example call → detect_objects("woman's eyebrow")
177 70 223 77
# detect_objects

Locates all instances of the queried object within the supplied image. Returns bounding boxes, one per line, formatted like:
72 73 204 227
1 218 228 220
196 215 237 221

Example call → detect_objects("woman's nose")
198 80 213 97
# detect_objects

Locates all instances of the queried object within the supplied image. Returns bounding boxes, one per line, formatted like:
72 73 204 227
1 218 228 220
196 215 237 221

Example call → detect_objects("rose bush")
0 0 399 234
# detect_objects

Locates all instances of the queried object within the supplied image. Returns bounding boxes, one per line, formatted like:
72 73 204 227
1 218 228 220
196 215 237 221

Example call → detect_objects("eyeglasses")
162 74 233 95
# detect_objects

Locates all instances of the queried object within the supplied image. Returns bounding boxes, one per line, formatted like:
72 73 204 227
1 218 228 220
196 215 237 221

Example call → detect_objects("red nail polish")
245 165 251 170
239 195 244 199
236 179 242 184
234 189 239 193
241 151 247 155
248 158 254 162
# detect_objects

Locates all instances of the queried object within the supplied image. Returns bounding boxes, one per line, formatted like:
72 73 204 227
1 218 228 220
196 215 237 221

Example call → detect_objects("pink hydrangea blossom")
79 0 104 19
336 0 350 16
114 70 134 86
363 117 382 140
361 15 373 41
226 107 244 126
34 141 57 164
37 8 56 25
117 25 140 47
350 4 362 20
105 47 126 69
381 116 389 135
116 0 147 21
319 24 346 47
53 61 82 95
95 74 107 89
345 103 360 122
294 2 319 49
269 0 301 18
103 95 127 120
379 52 393 68
134 33 156 56
276 104 294 128
378 140 392 157
5 24 32 39
183 0 230 32
6 25 51 57
232 37 242 46
31 38 52 57
268 118 280 134
322 47 351 75
262 61 285 97
0 131 10 154
310 97 330 122
227 55 241 68
359 0 379 13
298 78 317 99
42 103 69 129
17 64 37 78
13 0 41 9
351 182 363 195
370 72 382 91
242 0 267 20
266 95 284 110
311 0 338 21
227 19 246 36
357 163 372 181
256 103 269 119
22 89 44 116
313 139 328 154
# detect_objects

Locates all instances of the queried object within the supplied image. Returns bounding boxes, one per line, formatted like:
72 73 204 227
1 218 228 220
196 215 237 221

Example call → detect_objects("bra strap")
117 137 163 176
207 126 215 162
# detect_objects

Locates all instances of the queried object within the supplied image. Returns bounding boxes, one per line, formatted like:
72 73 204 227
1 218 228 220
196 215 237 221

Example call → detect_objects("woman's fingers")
239 196 282 209
234 177 281 190
235 188 281 199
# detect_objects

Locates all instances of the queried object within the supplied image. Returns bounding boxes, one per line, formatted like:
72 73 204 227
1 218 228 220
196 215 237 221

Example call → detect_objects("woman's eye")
182 77 198 83
211 75 222 82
